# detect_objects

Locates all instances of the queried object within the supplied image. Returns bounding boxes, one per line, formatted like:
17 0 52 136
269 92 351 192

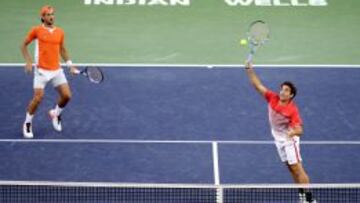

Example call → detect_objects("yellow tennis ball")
240 39 248 46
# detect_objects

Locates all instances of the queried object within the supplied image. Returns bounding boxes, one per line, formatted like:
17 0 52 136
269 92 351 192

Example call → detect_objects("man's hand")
24 62 33 74
287 129 296 137
287 126 303 137
69 66 79 76
245 61 253 69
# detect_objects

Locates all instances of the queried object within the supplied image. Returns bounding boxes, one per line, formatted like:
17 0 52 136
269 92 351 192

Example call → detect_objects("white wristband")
66 60 73 67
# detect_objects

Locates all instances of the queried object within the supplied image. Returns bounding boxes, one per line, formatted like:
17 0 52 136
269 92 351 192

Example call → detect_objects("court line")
1 63 360 68
212 142 221 185
0 139 360 145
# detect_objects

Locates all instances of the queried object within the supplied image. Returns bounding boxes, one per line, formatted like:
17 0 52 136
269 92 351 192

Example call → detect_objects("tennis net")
0 181 359 203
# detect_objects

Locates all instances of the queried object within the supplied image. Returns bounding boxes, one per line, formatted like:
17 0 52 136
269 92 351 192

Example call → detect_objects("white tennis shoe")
23 122 34 138
48 109 62 132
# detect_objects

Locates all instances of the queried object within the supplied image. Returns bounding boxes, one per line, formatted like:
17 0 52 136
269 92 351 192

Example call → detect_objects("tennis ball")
240 39 248 46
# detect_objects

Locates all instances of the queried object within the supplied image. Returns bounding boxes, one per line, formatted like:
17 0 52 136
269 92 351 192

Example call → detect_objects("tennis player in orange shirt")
21 5 78 138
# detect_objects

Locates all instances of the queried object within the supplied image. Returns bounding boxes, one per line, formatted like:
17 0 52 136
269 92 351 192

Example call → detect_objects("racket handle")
246 43 256 63
246 53 254 63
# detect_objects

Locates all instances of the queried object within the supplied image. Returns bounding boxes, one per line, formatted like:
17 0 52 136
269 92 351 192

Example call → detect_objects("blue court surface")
0 65 359 184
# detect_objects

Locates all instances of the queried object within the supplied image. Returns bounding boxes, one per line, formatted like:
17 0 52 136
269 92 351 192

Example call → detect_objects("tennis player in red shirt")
245 62 316 203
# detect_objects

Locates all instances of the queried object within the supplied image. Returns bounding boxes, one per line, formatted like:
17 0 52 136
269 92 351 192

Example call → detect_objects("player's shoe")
23 122 33 138
48 109 62 132
306 192 317 203
299 193 306 203
299 193 317 203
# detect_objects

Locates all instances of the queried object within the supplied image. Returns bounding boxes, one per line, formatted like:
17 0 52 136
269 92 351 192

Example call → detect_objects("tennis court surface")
0 65 359 202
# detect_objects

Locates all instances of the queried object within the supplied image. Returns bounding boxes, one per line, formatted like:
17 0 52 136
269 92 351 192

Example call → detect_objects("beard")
43 18 54 26
48 19 54 25
279 94 288 101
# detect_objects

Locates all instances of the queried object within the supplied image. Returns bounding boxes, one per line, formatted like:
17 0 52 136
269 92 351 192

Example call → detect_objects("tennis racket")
75 66 104 84
246 20 270 63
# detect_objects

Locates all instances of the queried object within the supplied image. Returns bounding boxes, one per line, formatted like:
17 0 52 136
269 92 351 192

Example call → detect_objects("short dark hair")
281 81 297 99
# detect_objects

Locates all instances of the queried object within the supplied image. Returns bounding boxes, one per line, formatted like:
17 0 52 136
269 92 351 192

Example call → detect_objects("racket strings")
248 22 270 45
86 67 103 83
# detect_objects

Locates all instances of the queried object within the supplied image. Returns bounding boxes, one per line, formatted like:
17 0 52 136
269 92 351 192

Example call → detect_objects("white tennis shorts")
34 67 68 89
275 137 302 165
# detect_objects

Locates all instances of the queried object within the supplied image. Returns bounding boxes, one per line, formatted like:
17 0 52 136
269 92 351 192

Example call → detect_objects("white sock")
54 105 63 116
25 112 34 123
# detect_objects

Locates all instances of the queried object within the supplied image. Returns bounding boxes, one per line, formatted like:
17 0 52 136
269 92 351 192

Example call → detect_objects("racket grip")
247 43 256 63
246 53 254 63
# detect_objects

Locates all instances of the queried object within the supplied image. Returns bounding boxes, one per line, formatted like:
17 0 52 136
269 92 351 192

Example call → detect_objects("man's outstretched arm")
245 62 267 96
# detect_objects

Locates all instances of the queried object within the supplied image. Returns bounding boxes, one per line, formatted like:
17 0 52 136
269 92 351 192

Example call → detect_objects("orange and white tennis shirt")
264 90 303 142
25 24 64 71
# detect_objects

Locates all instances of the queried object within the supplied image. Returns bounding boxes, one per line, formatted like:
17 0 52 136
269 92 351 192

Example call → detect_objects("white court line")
212 142 221 185
1 63 360 68
0 139 360 145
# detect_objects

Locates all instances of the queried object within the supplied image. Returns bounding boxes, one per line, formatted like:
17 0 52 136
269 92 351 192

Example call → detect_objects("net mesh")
224 187 360 203
0 183 215 203
0 182 359 203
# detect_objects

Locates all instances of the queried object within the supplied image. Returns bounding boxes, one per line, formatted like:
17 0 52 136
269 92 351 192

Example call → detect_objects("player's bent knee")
63 92 72 101
57 85 72 102
33 92 44 103
288 163 303 175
